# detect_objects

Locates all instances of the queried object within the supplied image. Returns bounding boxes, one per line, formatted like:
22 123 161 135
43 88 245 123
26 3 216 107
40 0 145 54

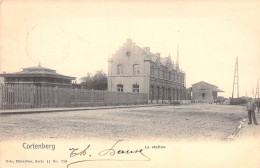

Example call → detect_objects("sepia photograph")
0 0 260 168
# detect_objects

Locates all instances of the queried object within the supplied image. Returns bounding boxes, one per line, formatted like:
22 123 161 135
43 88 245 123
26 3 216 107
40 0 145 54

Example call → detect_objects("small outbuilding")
191 81 224 103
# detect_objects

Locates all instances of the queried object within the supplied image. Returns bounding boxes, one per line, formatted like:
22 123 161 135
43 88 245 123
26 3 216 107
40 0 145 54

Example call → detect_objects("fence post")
54 86 58 107
0 84 3 109
91 89 94 107
73 88 77 107
29 85 34 108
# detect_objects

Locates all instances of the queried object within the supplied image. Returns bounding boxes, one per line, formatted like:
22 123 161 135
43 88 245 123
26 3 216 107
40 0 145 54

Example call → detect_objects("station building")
108 39 186 103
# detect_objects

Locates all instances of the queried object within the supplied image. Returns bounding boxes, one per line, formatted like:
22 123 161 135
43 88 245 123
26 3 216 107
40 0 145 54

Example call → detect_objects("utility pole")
232 57 239 98
255 79 259 99
255 79 259 113
176 43 179 70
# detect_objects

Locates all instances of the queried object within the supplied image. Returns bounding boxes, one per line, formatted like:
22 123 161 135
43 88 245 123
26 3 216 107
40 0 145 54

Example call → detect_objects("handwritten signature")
67 140 150 168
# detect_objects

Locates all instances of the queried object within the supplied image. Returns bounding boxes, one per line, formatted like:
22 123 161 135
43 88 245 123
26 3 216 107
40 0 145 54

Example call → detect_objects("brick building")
108 39 186 103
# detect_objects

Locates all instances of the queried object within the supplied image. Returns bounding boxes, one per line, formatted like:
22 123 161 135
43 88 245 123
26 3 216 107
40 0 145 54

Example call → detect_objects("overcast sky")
1 0 260 98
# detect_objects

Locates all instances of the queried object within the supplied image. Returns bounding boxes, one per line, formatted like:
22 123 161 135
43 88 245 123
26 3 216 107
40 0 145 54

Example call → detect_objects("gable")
192 81 217 90
112 41 147 64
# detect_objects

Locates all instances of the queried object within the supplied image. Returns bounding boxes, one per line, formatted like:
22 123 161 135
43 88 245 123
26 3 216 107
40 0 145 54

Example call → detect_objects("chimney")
155 53 160 57
126 38 132 43
176 43 179 69
144 47 150 52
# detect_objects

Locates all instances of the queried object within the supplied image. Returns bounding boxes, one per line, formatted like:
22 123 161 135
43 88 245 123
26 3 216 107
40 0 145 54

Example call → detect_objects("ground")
0 104 251 141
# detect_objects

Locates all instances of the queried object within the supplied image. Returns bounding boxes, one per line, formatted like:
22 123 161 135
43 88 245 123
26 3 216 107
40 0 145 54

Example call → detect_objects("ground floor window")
117 84 123 92
132 84 139 92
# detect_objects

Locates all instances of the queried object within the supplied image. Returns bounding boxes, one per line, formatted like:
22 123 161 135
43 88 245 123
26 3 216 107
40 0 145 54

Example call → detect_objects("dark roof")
22 65 56 73
0 65 76 80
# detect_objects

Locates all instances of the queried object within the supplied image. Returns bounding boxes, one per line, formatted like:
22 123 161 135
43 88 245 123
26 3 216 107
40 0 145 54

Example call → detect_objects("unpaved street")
0 104 247 141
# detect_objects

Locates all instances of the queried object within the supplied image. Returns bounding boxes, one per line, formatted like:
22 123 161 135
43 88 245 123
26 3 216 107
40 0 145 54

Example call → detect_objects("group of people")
246 98 259 125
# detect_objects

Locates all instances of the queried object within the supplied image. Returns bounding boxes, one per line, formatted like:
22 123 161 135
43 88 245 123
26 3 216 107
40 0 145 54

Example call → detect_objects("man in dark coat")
247 98 258 125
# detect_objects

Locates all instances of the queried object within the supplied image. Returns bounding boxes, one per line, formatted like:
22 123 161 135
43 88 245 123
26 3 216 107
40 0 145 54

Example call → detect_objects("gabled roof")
192 81 224 92
192 81 217 88
215 88 224 92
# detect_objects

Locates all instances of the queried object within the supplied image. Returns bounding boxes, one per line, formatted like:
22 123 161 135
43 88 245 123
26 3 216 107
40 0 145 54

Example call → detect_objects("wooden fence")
0 84 148 109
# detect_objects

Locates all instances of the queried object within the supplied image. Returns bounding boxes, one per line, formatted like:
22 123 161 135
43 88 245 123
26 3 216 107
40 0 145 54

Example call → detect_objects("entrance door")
202 93 205 100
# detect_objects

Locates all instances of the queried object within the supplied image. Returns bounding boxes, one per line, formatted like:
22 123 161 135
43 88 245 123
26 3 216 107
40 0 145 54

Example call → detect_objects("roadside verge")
0 104 169 115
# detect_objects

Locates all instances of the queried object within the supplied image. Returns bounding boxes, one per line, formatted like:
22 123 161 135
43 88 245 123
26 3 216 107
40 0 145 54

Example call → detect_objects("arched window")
117 64 124 75
133 64 140 75
117 84 123 92
132 84 139 92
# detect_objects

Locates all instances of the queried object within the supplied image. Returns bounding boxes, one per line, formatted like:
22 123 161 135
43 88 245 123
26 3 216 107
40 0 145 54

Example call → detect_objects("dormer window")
162 69 166 79
151 66 155 76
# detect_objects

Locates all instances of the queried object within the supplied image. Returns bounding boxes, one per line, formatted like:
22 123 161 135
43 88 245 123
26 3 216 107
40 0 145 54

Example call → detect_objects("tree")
80 71 107 90
92 70 107 90
80 73 93 89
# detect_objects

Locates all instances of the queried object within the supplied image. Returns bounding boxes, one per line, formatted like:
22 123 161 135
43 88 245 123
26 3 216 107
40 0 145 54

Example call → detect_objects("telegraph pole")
255 79 259 99
232 57 239 98
255 79 259 113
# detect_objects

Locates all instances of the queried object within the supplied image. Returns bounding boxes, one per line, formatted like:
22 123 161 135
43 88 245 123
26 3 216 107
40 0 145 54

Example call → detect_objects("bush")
230 98 247 105
171 101 180 105
255 100 260 108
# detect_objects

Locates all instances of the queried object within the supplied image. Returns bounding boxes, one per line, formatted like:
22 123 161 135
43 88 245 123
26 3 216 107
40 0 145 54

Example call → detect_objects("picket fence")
0 84 148 109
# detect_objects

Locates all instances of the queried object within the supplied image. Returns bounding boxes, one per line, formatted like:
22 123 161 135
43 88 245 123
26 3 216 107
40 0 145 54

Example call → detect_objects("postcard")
0 0 260 168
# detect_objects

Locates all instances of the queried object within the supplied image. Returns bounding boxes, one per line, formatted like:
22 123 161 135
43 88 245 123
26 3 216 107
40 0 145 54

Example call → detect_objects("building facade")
191 81 223 103
108 39 186 103
0 64 76 88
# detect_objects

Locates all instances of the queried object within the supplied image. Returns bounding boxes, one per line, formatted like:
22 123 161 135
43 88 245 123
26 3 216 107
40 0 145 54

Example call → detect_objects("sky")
0 0 260 98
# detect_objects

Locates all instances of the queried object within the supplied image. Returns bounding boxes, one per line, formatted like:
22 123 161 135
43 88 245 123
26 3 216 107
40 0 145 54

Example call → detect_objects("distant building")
186 87 192 100
191 81 223 103
0 64 76 88
108 39 186 103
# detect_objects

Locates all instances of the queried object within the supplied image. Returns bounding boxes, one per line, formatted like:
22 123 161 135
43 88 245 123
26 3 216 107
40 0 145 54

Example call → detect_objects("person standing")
247 98 258 125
